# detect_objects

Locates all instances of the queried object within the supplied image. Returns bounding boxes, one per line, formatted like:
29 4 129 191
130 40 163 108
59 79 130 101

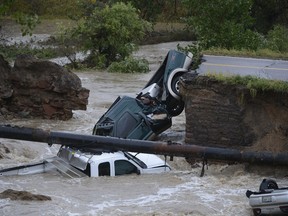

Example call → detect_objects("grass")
207 73 288 94
0 44 62 61
203 47 288 61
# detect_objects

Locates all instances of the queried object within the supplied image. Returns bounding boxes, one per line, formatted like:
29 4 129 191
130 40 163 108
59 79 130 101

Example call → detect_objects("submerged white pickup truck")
0 49 194 178
0 146 171 178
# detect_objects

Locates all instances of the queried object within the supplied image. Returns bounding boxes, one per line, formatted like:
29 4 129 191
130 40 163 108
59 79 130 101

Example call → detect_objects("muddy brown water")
1 42 288 216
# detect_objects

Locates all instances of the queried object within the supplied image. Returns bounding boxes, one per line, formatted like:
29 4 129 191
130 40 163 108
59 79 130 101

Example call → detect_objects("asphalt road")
197 55 288 81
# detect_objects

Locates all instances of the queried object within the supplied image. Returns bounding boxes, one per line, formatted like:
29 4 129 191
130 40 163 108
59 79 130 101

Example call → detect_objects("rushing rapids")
1 42 288 216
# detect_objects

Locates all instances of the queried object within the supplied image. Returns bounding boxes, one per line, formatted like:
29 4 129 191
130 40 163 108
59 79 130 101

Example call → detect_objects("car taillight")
252 208 261 216
280 205 288 213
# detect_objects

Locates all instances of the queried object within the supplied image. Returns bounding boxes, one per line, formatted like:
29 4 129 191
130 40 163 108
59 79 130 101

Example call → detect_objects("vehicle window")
116 112 137 138
124 152 147 169
99 162 110 176
115 160 138 176
83 163 91 177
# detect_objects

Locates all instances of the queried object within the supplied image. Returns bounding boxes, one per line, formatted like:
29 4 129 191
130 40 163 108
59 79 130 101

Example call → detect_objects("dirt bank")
181 74 288 153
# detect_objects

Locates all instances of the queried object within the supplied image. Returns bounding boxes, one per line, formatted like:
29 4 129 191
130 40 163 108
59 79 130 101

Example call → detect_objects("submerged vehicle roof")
129 152 168 169
59 147 169 170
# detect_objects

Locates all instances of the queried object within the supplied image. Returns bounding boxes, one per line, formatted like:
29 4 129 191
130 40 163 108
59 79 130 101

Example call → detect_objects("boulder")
0 54 89 120
0 189 51 201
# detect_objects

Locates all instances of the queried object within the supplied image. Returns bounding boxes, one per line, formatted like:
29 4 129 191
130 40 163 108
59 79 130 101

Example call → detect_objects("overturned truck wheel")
259 179 278 191
166 97 185 117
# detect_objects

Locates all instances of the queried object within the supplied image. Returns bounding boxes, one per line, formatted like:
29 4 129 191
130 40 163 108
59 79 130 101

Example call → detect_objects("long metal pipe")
0 124 288 166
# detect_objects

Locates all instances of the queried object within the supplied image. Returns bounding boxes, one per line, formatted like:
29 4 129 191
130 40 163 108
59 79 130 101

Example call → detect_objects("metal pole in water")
0 124 288 166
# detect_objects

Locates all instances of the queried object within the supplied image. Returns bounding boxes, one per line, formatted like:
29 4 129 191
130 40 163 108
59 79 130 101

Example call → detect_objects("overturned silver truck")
0 49 194 178
246 179 288 216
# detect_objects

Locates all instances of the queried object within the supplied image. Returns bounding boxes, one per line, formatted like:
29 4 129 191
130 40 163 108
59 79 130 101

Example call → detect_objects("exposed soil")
182 74 288 153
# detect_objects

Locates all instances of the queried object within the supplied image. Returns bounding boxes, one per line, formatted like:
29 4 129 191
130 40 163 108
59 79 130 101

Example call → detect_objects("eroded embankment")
181 74 288 153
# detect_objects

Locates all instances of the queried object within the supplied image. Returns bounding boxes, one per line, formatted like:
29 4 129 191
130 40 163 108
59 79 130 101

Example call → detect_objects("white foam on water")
1 41 287 216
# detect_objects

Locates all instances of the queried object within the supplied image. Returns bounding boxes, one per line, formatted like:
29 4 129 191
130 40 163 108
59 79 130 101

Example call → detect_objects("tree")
183 0 262 50
251 0 288 34
69 2 151 68
266 25 288 52
0 0 39 36
110 0 165 23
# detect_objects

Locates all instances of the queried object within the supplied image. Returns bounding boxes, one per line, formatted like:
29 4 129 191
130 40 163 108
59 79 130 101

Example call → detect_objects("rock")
0 54 89 120
0 189 51 201
0 143 11 159
181 74 288 153
0 55 13 101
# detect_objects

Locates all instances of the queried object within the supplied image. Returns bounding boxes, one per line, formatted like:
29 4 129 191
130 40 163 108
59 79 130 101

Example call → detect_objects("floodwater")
1 41 288 216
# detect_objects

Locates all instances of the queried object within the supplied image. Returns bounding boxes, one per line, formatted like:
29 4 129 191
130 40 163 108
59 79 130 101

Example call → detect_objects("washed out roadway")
198 55 288 81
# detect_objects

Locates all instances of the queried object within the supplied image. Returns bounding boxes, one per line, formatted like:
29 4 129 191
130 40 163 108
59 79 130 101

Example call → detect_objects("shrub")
108 57 149 73
183 0 263 50
0 44 60 61
70 2 151 68
266 25 288 53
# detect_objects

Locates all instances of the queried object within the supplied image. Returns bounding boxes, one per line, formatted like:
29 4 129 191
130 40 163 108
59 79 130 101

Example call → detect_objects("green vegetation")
184 0 261 50
1 0 39 36
110 0 165 23
207 73 288 96
52 3 150 68
266 25 288 53
177 43 203 70
108 57 149 73
203 48 288 60
0 44 61 61
60 2 151 68
0 0 288 72
183 0 288 53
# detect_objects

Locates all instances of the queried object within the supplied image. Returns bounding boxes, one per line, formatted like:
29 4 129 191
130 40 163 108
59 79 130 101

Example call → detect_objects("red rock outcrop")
0 54 89 120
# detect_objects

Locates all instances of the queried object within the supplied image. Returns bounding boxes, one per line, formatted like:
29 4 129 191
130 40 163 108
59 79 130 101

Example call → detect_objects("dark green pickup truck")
93 50 194 140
